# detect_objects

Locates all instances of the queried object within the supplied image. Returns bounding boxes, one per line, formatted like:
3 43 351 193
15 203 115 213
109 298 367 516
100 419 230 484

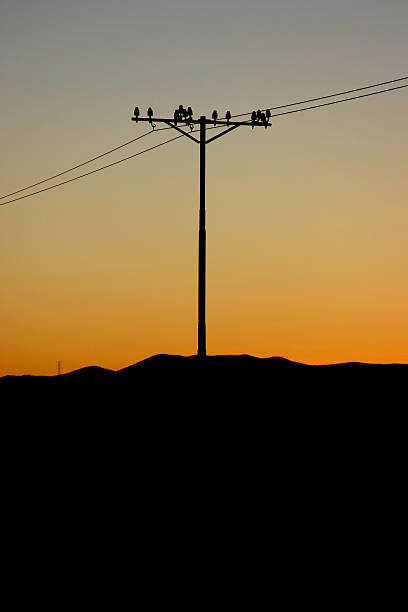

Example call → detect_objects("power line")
231 75 408 118
0 134 183 207
0 127 171 200
1 80 407 208
0 125 224 207
3 76 406 201
267 83 408 120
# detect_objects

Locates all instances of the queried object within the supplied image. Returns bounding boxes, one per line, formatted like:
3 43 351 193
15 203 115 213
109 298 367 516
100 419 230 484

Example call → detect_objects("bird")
174 109 180 124
256 109 262 121
134 107 140 122
212 109 218 125
266 109 271 121
251 110 257 128
225 110 231 125
187 106 193 118
147 107 153 123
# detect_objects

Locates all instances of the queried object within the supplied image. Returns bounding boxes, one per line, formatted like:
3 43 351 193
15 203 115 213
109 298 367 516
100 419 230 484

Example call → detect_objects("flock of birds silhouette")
133 105 271 127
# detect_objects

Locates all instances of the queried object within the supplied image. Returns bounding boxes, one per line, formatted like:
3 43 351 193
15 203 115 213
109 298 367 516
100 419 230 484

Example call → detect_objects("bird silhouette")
174 109 180 124
212 110 218 125
134 107 140 122
251 110 257 128
147 107 153 123
226 110 231 125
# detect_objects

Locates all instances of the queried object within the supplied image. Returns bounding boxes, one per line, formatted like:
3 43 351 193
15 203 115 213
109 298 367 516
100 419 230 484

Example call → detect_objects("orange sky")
1 0 407 375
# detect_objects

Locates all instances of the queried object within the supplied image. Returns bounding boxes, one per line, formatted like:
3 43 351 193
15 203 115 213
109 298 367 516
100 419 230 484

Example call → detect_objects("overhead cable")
231 76 408 118
0 125 224 207
0 134 183 207
0 127 171 200
267 83 408 120
3 77 406 201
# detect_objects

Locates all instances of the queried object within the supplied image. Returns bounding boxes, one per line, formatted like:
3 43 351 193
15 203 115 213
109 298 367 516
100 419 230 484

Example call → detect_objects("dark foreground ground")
1 354 405 597
1 353 406 406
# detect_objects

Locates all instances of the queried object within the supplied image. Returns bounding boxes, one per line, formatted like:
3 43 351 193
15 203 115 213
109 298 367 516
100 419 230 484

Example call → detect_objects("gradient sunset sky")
1 0 407 375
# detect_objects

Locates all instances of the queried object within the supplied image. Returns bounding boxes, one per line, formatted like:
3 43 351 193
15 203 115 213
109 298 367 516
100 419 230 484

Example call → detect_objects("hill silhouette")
1 354 406 407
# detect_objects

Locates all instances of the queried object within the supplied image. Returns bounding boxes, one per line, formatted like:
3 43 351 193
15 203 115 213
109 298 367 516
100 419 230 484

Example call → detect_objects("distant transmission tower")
132 105 271 357
57 360 61 376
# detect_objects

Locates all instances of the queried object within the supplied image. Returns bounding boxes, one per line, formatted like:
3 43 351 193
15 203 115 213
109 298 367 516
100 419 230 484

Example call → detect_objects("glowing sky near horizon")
1 0 407 375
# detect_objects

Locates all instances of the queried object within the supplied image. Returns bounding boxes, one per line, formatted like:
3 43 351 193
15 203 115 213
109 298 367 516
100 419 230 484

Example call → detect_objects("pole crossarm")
131 117 270 129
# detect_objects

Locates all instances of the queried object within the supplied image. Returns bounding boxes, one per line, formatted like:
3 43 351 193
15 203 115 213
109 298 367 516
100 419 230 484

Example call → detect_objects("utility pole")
198 116 206 357
132 105 271 357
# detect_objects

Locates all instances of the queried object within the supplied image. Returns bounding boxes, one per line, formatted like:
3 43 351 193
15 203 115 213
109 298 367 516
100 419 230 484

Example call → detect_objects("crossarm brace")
206 124 240 144
163 121 200 143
